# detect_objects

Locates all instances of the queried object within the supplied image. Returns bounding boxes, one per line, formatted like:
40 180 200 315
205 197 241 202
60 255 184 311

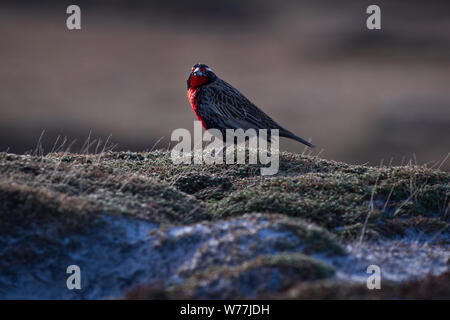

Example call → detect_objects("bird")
186 63 314 148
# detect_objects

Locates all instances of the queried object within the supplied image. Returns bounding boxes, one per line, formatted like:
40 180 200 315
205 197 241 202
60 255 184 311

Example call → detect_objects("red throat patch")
189 75 208 89
187 87 207 129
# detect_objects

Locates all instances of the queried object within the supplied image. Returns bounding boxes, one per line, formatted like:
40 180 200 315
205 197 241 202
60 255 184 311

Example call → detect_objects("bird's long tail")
280 130 315 148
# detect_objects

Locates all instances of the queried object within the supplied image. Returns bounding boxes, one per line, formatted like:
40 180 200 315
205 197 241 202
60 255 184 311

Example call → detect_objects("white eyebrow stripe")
193 66 211 74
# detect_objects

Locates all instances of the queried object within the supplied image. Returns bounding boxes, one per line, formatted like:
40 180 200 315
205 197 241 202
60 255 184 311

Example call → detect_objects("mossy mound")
0 152 212 228
0 150 449 299
1 150 448 239
125 264 450 300
171 253 335 299
110 151 449 240
267 270 450 300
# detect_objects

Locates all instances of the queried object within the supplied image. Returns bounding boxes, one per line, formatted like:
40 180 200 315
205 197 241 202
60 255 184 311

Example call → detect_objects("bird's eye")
191 67 195 71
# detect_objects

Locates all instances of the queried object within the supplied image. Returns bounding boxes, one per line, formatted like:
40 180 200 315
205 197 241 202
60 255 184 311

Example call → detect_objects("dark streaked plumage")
187 64 314 148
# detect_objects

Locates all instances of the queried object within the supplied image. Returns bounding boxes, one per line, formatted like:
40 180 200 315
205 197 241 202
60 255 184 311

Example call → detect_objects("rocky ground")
0 150 448 299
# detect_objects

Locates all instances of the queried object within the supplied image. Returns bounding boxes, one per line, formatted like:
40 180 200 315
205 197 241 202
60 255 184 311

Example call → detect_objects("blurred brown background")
1 0 449 170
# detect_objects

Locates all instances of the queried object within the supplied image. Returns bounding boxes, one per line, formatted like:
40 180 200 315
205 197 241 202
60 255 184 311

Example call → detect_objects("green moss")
263 214 345 256
174 173 232 200
268 271 450 300
198 253 335 281
2 150 448 300
0 150 448 239
0 152 213 226
125 268 450 300
168 253 335 299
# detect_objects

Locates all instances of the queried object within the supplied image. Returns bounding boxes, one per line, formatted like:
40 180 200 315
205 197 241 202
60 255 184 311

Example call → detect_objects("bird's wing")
198 79 282 131
196 78 315 147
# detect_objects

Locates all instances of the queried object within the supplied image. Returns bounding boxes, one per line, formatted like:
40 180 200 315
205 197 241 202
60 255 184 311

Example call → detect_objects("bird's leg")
216 144 226 158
